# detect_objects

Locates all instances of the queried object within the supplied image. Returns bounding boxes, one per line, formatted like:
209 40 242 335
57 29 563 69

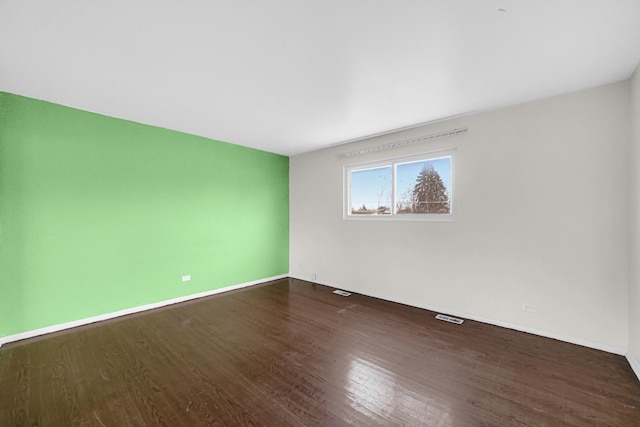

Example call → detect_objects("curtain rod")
336 127 468 158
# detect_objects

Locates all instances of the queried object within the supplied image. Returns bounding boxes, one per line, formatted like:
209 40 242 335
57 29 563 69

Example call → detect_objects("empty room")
2 1 640 425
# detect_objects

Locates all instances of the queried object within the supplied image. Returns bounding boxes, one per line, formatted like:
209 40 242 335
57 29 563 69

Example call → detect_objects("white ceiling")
2 1 640 156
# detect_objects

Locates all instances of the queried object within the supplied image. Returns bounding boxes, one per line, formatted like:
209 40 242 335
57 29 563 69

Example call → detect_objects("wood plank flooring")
1 278 639 426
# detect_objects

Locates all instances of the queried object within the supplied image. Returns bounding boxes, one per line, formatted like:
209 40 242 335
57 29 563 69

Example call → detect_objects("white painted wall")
629 64 640 374
290 82 631 353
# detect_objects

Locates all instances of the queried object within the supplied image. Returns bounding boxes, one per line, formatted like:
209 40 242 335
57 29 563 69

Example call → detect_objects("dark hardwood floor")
1 278 639 426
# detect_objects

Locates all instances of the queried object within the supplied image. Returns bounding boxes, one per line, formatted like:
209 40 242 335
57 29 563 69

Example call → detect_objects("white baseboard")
290 275 626 356
627 354 640 382
4 274 632 363
0 274 287 348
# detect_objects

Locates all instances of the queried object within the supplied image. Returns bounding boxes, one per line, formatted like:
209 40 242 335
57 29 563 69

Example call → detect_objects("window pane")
395 157 451 214
350 166 392 215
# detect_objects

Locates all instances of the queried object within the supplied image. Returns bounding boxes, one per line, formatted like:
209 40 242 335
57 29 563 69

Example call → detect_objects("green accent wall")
0 92 289 339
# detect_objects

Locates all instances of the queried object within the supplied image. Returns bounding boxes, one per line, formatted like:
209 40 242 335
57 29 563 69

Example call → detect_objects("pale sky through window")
351 166 392 210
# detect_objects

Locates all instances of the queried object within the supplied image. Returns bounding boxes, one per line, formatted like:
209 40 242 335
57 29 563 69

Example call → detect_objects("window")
344 150 455 220
349 165 392 215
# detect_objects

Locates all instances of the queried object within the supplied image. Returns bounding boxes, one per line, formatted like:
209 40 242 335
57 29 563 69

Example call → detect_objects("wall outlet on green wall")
181 275 192 282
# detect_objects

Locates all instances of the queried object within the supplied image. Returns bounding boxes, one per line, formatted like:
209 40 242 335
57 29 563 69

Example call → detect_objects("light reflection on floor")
346 355 453 426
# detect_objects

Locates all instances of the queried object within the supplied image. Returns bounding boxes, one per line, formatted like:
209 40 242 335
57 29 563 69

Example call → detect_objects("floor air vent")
333 290 352 297
435 314 464 325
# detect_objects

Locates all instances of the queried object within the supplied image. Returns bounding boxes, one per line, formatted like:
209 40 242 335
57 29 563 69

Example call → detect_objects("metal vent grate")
333 290 352 297
435 314 464 324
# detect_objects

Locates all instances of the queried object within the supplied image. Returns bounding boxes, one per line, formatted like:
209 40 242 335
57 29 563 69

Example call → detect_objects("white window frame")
343 149 456 221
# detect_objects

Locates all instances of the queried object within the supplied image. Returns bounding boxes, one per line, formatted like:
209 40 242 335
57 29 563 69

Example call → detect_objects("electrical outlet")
181 275 191 282
522 303 537 313
311 272 317 281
